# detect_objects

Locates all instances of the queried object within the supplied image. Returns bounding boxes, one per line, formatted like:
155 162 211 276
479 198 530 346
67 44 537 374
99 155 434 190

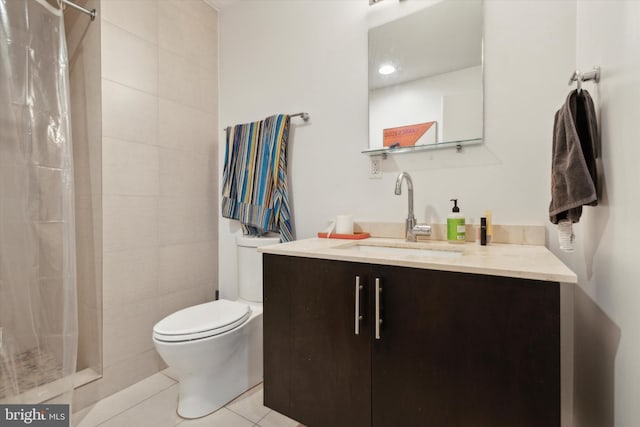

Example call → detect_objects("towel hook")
569 66 600 94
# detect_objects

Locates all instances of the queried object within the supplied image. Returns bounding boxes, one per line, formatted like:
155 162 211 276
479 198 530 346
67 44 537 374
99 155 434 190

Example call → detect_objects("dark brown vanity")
261 240 573 427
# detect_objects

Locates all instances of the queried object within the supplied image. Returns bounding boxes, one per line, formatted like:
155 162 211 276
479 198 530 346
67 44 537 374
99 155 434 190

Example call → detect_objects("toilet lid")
153 300 251 342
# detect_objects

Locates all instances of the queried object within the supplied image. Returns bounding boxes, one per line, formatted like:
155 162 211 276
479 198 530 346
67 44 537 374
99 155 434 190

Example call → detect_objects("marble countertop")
259 237 577 284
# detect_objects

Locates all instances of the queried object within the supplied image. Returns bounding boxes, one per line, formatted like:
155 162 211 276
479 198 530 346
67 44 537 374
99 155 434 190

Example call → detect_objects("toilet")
152 235 280 419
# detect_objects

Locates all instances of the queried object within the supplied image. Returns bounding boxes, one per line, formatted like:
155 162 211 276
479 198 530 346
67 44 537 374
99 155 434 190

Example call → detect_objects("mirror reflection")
368 0 483 152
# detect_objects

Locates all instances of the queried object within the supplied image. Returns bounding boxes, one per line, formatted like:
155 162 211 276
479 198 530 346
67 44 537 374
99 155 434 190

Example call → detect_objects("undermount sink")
337 242 464 259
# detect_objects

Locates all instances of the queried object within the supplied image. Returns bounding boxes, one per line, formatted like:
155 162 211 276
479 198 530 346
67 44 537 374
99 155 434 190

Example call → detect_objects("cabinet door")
263 254 372 427
372 265 560 427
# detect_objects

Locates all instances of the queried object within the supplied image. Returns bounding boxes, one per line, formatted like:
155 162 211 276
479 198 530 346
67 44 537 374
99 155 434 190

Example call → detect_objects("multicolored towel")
221 114 293 242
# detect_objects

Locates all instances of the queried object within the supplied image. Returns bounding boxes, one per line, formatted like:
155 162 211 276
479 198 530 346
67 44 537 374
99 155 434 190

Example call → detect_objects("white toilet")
153 235 280 419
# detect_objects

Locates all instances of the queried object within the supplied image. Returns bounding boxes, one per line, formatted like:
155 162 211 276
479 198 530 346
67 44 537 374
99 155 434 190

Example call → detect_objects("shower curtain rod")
224 112 310 133
61 0 96 21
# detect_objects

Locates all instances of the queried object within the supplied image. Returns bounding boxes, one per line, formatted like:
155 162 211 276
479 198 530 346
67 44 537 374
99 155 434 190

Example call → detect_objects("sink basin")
337 243 463 259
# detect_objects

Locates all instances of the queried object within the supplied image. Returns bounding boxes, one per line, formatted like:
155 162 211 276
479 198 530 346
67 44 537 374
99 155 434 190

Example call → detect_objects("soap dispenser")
447 199 465 243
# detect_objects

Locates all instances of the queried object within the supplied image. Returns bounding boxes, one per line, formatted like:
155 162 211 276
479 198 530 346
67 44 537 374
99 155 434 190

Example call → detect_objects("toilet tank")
236 235 280 302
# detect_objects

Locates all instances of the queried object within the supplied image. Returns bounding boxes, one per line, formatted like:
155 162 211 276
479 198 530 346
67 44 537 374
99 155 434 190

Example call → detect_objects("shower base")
0 348 99 403
0 348 63 400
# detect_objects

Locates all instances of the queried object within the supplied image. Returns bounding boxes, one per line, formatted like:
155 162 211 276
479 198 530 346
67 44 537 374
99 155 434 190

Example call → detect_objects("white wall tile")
102 79 158 145
158 98 217 153
103 137 160 196
75 201 100 308
157 241 217 295
183 0 219 31
158 0 217 72
73 0 218 409
157 285 213 321
102 21 158 95
157 1 191 54
158 147 212 197
77 304 100 371
103 297 158 368
103 195 158 252
101 0 158 44
198 64 218 115
158 48 201 109
103 247 159 306
158 196 216 245
67 8 103 378
75 195 100 309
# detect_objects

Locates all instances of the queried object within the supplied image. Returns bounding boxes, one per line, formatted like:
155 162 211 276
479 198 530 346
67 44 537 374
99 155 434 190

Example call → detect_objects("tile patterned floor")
73 371 305 427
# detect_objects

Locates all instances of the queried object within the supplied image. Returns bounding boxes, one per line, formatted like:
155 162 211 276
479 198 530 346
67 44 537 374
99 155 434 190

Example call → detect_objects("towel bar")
224 112 310 133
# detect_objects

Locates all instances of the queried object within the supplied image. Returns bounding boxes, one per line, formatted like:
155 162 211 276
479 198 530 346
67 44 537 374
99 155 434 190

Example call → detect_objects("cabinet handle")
375 278 382 340
355 276 363 335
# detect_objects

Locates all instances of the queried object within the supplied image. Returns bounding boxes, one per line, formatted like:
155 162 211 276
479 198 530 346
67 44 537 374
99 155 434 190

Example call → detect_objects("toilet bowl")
153 299 263 418
152 235 279 419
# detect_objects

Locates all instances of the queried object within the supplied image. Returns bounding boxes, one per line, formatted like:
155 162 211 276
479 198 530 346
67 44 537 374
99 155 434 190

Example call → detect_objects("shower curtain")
0 0 78 403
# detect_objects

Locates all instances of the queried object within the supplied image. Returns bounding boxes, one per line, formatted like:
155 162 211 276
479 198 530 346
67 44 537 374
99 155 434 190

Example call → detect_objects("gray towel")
549 89 599 224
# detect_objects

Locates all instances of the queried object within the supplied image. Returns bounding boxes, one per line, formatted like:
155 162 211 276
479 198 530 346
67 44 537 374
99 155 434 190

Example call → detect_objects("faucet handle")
412 224 432 236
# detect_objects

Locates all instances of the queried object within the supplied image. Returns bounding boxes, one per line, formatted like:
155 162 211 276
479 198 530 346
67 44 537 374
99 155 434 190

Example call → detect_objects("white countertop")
259 237 577 284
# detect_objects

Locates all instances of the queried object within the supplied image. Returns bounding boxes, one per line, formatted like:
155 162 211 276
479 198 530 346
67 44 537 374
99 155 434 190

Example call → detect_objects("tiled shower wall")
74 0 219 410
66 0 102 379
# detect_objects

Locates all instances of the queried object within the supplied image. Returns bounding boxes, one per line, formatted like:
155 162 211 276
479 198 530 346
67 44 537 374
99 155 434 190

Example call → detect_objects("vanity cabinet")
263 254 560 427
263 255 372 427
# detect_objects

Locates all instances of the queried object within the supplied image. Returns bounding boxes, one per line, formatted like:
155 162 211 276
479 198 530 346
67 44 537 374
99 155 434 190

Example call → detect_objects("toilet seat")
153 299 251 342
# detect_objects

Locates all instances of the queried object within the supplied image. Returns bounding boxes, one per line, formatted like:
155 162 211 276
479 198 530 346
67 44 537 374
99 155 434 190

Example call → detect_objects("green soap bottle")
447 199 465 243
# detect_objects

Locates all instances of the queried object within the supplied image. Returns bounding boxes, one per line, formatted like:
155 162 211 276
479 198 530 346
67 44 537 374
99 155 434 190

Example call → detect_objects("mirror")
367 0 483 153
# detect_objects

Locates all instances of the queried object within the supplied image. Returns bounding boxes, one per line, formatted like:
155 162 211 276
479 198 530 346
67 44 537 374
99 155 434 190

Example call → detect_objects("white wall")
219 0 369 298
219 0 575 294
568 1 640 426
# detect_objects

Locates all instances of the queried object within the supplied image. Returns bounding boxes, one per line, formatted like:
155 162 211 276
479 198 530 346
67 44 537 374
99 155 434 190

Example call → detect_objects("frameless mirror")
367 0 483 154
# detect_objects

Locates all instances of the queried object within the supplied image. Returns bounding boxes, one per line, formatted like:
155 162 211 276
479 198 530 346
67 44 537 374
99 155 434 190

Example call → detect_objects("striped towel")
221 114 294 242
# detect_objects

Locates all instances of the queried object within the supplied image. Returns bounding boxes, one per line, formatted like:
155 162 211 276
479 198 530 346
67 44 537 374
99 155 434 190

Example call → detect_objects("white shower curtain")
0 0 78 403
